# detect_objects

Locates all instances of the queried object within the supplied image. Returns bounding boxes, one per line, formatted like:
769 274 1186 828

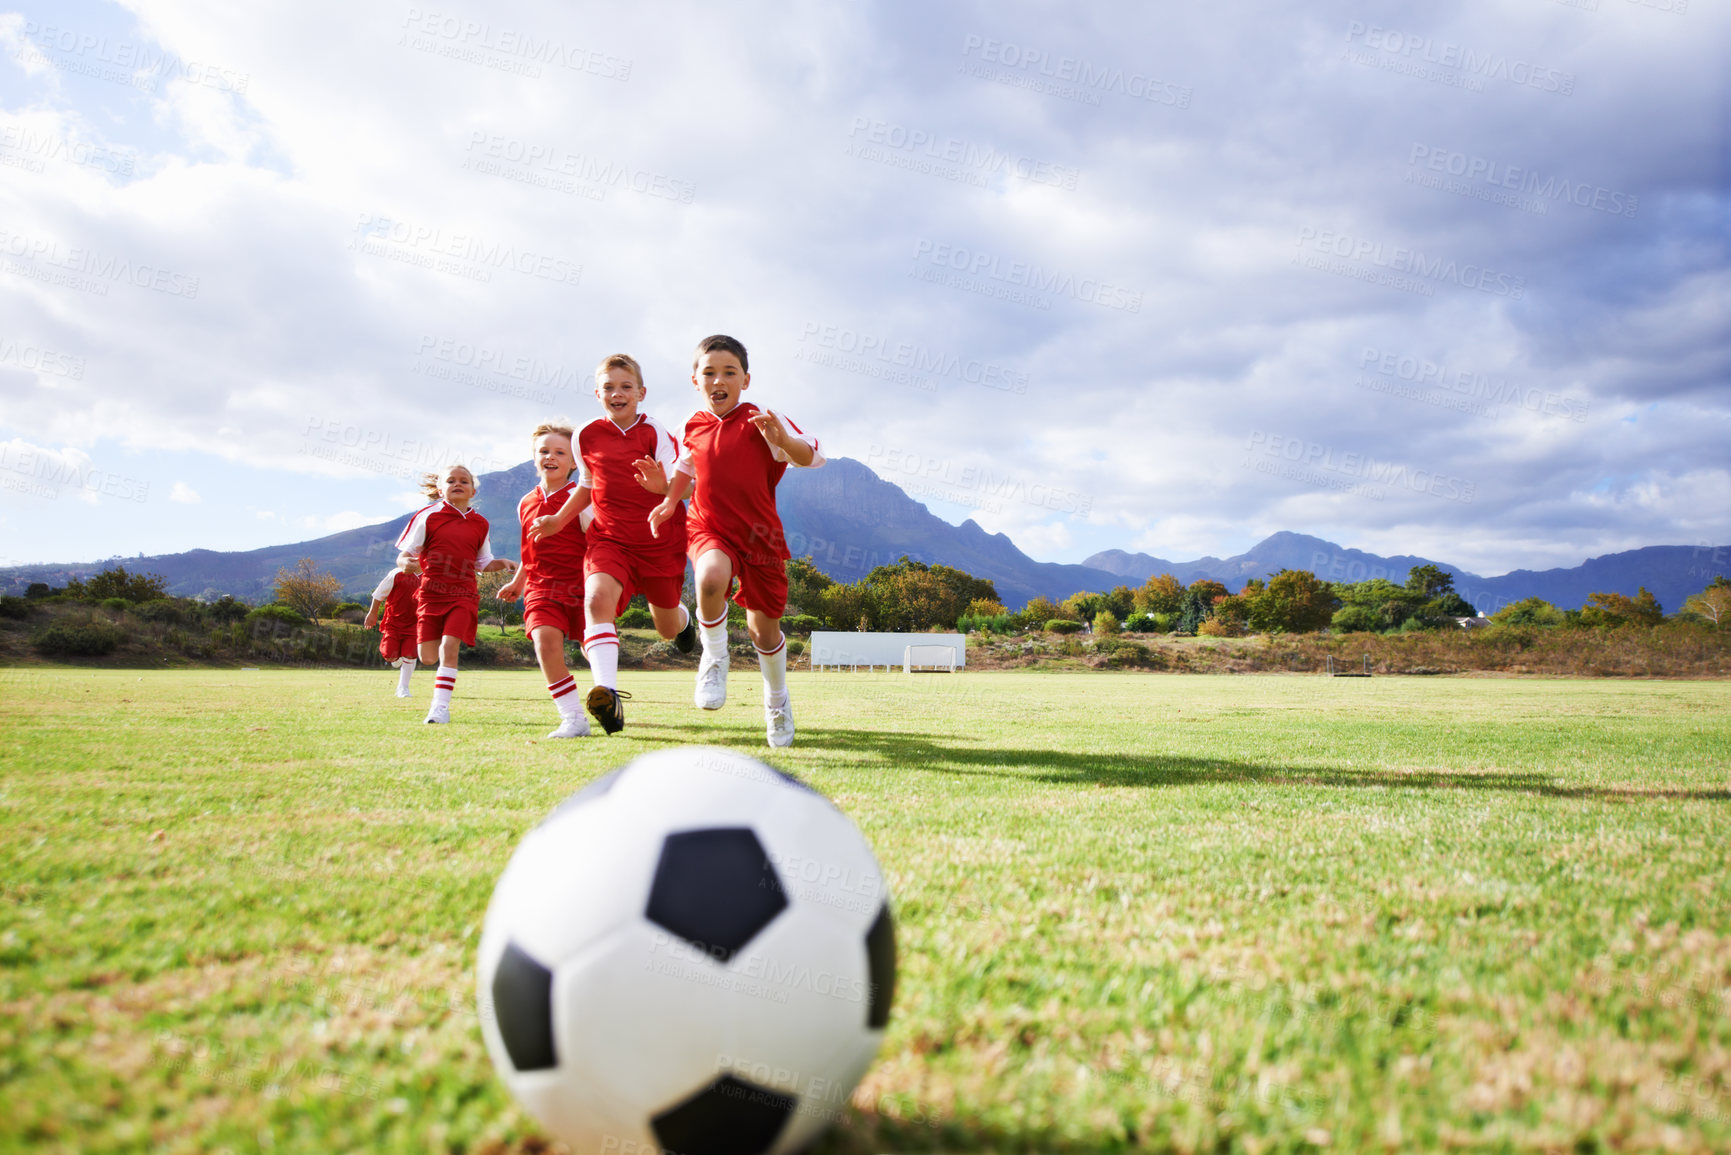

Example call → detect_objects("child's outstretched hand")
362 610 378 631
399 554 421 575
529 514 559 540
647 499 677 539
497 574 524 602
632 457 668 494
748 410 791 450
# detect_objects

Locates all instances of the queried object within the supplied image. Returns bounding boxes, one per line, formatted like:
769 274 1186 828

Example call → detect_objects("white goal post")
810 631 967 672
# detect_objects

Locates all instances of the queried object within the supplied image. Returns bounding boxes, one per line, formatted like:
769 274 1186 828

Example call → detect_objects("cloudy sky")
0 0 1725 576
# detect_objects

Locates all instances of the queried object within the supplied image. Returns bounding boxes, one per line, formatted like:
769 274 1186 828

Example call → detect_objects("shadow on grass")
797 728 1731 803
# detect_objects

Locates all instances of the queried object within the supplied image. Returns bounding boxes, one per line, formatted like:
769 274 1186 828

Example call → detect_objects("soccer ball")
476 747 896 1155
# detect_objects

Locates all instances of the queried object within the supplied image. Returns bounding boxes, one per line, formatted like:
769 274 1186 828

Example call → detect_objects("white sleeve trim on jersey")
372 570 399 601
475 533 495 570
651 417 680 473
766 409 825 468
575 426 598 488
395 504 438 554
674 430 697 478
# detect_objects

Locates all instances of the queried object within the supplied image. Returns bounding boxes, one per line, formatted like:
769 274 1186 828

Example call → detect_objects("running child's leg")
581 573 624 692
649 600 691 640
532 624 588 738
581 573 628 734
692 549 732 710
426 633 461 724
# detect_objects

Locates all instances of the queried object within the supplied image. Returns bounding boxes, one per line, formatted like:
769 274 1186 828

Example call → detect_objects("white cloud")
169 481 200 503
0 0 1725 571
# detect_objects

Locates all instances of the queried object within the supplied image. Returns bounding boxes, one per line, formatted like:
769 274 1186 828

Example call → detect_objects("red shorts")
524 597 585 640
584 540 685 618
418 603 478 646
379 632 417 663
688 531 788 619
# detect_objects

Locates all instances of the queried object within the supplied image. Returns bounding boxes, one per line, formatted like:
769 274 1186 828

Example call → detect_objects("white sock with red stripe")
547 674 581 719
583 624 619 689
396 659 416 694
755 633 788 708
432 666 457 709
699 611 728 661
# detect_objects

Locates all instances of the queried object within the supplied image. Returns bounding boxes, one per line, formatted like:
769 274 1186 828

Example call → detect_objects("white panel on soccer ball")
557 920 738 1115
505 1061 641 1155
755 786 888 937
604 748 793 829
484 791 661 966
776 1029 888 1154
724 913 874 1112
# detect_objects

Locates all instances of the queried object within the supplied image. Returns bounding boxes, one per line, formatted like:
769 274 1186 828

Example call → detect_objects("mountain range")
3 456 1726 615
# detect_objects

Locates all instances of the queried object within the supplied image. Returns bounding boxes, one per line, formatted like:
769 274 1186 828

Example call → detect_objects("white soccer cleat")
765 700 795 747
547 714 591 739
695 655 728 710
424 703 450 725
395 687 412 699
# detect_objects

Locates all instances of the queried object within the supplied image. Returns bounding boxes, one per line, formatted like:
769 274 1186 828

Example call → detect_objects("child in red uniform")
396 464 515 724
648 334 822 747
362 564 421 697
528 355 696 734
497 424 594 738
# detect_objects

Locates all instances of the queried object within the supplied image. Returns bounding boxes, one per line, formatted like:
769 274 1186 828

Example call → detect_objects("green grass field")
3 668 1729 1154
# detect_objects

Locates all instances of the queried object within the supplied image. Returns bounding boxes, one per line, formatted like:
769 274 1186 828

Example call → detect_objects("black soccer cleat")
585 685 630 734
674 611 698 655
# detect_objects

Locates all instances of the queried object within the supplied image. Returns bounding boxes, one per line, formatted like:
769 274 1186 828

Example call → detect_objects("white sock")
432 666 457 709
699 611 727 660
583 624 619 689
676 602 691 635
548 674 581 718
756 633 788 708
396 659 416 694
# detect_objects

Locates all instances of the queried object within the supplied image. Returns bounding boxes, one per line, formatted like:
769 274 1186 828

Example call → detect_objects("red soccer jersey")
577 414 686 557
396 501 494 608
371 567 421 635
518 480 588 602
676 403 822 564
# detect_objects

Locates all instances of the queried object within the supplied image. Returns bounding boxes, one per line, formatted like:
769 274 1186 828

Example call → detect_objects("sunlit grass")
2 669 1728 1153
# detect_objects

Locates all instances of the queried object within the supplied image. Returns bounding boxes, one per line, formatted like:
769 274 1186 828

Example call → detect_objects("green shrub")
32 619 122 657
246 605 309 629
1122 612 1158 633
781 613 825 635
207 596 250 624
1045 619 1083 634
24 583 56 599
1331 604 1381 633
1093 610 1121 635
618 606 654 628
786 638 807 658
959 613 1015 634
100 597 131 612
133 599 187 624
0 596 32 620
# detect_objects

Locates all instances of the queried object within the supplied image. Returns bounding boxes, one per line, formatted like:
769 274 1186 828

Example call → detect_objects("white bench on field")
809 631 966 672
903 644 958 673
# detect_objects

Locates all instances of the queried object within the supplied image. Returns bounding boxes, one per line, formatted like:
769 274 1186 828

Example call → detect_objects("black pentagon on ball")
491 942 557 1071
865 904 896 1030
651 1074 795 1155
646 827 788 964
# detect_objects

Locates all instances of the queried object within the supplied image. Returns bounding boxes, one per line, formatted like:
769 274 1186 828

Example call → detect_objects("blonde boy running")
497 424 594 738
648 334 822 747
527 355 696 734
